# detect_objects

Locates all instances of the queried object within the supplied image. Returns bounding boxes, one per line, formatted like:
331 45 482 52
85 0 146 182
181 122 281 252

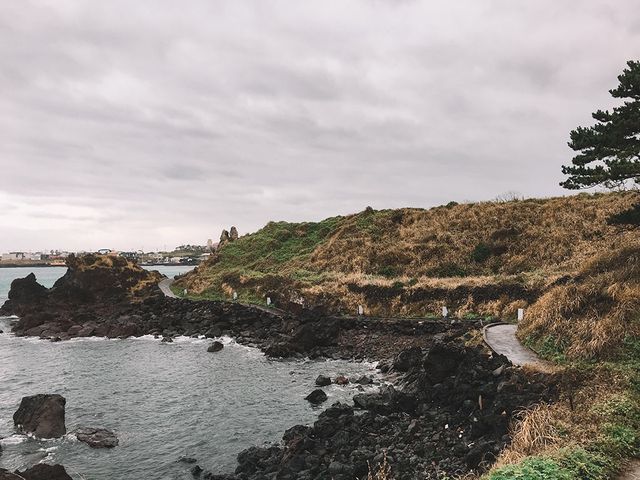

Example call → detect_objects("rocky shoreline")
0 256 557 479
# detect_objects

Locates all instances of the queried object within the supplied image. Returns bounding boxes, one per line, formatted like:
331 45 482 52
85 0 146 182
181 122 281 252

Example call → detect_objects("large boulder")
75 426 118 448
393 346 423 372
0 273 47 315
305 389 328 404
13 394 66 438
19 464 72 480
315 375 332 387
423 342 465 383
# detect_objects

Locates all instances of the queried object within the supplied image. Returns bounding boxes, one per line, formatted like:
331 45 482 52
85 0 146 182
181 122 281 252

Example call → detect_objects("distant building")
2 252 25 261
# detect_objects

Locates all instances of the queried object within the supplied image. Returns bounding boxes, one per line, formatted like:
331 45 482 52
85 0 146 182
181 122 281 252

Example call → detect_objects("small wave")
66 336 116 343
0 434 29 445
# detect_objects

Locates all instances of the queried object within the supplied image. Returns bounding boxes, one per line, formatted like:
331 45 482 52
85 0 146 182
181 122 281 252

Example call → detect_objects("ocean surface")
0 267 378 479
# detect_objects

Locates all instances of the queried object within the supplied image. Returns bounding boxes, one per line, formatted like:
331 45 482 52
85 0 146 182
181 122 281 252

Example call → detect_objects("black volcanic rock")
393 346 423 372
315 374 331 387
0 273 47 316
207 341 224 353
13 394 66 439
18 464 72 480
305 389 328 404
75 426 118 448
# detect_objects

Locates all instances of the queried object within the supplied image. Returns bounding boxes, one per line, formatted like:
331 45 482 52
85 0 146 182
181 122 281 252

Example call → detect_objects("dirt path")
483 323 544 366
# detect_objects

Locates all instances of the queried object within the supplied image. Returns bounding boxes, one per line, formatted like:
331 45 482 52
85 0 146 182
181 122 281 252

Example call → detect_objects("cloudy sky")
1 1 638 252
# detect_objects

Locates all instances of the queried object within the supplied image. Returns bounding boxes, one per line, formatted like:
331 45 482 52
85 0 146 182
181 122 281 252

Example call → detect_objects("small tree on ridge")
561 60 640 190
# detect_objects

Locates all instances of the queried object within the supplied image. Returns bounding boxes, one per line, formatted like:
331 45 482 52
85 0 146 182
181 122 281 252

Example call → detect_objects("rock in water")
1 464 74 480
75 426 119 448
354 375 373 385
334 375 349 385
207 341 224 353
13 394 66 438
18 464 73 480
305 389 328 404
315 374 331 387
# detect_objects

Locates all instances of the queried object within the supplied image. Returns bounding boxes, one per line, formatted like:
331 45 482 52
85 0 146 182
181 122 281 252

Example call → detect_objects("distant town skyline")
1 1 639 251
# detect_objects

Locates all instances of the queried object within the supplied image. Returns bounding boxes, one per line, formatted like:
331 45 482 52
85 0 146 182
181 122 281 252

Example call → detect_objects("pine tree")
561 60 640 190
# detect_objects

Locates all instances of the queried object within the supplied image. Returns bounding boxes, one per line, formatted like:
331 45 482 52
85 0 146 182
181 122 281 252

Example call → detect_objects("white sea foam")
0 434 28 445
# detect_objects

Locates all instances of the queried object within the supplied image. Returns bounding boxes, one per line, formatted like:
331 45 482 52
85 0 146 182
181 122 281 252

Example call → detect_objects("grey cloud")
0 0 638 251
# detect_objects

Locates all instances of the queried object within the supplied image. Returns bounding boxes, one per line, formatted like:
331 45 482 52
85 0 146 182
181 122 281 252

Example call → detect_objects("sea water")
0 267 378 479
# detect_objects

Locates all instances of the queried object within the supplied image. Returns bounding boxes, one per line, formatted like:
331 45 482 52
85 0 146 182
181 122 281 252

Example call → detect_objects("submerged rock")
13 394 66 439
305 389 328 404
207 341 224 353
178 456 198 464
75 426 118 448
315 374 331 387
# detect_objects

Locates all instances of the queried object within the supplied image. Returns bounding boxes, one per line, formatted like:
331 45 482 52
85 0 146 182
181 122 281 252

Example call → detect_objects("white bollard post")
233 291 238 301
266 297 271 306
358 305 364 316
183 288 187 296
517 308 524 321
442 306 448 318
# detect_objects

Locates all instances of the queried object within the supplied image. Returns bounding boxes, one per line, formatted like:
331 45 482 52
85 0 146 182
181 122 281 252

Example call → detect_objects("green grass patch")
523 334 568 364
214 216 342 274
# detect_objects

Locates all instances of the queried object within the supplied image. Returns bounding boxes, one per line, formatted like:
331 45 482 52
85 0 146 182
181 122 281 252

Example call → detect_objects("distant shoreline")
0 263 62 268
0 263 196 269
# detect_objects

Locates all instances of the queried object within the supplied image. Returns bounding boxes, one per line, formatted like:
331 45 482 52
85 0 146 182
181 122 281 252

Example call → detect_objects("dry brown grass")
490 364 635 473
494 404 562 467
364 451 392 480
519 239 640 359
306 192 637 278
179 191 639 325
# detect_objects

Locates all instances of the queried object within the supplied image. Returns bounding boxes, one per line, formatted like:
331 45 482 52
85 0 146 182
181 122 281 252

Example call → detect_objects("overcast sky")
1 1 638 252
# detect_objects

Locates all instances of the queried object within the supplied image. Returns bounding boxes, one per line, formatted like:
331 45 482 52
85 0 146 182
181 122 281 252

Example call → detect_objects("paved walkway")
157 277 286 315
619 460 640 480
483 323 543 366
158 278 178 298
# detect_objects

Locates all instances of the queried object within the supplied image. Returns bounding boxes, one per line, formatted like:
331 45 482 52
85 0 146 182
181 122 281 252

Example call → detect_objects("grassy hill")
177 191 638 356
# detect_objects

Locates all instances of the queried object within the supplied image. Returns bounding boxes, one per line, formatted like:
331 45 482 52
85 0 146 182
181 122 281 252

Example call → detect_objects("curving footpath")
483 322 544 367
158 278 178 298
158 277 286 316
